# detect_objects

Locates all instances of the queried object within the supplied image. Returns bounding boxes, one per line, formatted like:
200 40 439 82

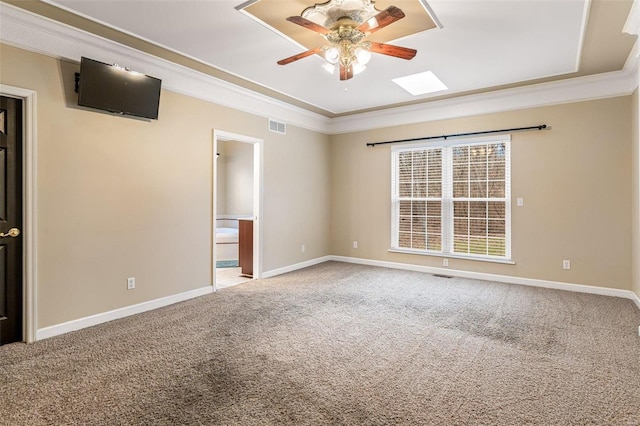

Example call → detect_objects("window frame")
390 135 512 264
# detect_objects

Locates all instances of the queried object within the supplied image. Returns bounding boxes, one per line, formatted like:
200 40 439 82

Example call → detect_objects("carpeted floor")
1 261 639 425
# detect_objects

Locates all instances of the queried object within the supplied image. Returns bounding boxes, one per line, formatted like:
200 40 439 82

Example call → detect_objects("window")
391 136 511 261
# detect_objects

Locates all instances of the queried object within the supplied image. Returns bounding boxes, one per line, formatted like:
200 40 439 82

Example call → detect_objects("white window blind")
391 136 511 260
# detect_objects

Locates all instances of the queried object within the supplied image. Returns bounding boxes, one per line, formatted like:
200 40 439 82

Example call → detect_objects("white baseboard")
631 290 640 309
36 285 213 341
329 255 639 304
262 256 333 279
34 258 640 342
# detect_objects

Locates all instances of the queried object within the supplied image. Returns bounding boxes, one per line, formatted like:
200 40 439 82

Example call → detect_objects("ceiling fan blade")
340 63 353 80
356 6 405 35
277 47 323 65
286 16 330 35
368 41 417 60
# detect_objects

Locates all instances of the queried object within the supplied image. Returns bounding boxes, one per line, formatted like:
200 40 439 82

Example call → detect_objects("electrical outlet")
562 260 571 270
301 245 305 253
516 197 524 207
353 241 358 249
443 258 449 267
127 277 135 290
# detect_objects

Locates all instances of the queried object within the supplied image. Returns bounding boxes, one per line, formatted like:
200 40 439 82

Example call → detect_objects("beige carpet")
1 261 639 425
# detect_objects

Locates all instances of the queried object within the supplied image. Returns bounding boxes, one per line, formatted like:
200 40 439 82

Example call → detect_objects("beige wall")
1 41 635 331
216 140 254 217
0 44 331 328
262 122 331 266
330 97 632 290
632 89 640 298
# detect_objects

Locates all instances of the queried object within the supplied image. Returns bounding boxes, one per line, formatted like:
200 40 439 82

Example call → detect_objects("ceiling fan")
277 5 417 81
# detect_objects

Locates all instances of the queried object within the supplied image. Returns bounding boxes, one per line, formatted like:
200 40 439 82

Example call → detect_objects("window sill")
388 248 516 265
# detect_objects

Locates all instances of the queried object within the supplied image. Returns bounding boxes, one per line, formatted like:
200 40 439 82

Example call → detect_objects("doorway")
213 130 263 291
0 85 37 344
0 96 23 345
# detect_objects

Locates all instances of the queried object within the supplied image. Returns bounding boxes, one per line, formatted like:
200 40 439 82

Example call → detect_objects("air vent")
269 118 286 134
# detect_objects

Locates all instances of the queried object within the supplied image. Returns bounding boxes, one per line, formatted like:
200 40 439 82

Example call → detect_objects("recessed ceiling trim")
623 0 640 35
29 0 608 116
417 0 443 29
236 6 307 53
240 0 441 52
235 0 261 11
575 0 593 72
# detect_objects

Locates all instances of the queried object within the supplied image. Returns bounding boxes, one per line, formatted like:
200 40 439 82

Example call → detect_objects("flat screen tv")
77 57 162 120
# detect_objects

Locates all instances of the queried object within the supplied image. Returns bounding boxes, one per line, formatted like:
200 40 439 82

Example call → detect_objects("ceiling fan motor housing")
326 19 365 44
325 18 369 66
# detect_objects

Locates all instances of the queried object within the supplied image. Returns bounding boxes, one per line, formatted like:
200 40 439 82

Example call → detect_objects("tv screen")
77 57 161 120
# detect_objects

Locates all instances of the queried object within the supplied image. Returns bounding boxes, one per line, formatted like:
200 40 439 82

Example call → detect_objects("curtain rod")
366 124 548 147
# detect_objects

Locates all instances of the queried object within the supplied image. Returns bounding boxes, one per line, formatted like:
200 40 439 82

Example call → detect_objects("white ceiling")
45 0 598 115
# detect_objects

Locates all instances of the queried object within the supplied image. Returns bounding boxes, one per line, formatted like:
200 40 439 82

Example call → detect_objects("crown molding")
328 67 638 134
0 1 637 136
624 0 640 88
624 0 640 36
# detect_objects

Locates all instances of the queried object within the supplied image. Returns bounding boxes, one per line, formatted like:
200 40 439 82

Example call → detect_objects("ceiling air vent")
269 118 286 135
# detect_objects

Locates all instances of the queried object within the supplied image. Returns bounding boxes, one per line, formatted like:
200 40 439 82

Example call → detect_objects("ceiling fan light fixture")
354 47 371 65
325 47 340 64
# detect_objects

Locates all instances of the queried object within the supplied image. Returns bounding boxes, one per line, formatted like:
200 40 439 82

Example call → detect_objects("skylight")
392 71 448 96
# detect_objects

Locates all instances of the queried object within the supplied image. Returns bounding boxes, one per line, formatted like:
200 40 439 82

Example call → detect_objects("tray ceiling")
3 0 637 116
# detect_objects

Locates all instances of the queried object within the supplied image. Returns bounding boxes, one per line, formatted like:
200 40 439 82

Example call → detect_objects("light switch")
516 197 524 207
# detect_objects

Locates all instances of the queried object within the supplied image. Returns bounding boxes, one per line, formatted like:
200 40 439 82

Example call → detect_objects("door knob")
0 228 20 238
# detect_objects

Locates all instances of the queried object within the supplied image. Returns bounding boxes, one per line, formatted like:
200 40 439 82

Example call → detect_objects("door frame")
212 129 263 291
0 84 37 343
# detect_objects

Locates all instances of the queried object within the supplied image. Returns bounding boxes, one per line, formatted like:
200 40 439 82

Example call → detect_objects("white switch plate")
443 259 449 267
127 277 135 290
516 197 524 207
301 245 305 252
353 241 358 249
